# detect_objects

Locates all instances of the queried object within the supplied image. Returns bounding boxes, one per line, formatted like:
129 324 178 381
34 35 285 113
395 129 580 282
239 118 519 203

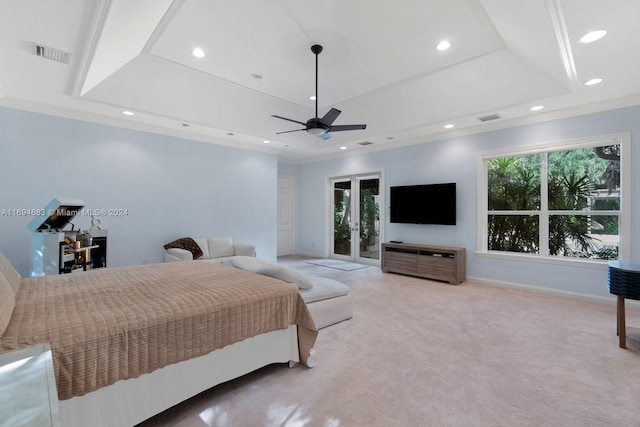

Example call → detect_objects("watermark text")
1 208 129 217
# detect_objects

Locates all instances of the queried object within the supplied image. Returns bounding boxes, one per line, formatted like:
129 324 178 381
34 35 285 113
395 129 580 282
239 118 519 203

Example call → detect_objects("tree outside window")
485 140 622 261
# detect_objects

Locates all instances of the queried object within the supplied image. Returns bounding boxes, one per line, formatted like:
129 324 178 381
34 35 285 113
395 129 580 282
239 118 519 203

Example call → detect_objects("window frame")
476 132 631 267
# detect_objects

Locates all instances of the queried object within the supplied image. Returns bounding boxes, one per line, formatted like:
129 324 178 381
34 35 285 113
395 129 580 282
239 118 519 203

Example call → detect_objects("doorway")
277 176 295 256
330 172 383 265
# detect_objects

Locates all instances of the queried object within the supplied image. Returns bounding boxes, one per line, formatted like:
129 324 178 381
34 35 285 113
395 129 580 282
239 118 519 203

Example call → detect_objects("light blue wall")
277 162 298 177
0 107 278 277
292 105 640 298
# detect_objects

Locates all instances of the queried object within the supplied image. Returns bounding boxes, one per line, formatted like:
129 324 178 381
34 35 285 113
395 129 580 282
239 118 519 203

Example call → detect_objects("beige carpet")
137 257 640 427
305 258 371 271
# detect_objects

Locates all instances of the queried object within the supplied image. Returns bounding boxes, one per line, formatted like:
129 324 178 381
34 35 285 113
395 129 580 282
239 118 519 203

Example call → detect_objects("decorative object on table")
90 215 103 231
77 231 93 247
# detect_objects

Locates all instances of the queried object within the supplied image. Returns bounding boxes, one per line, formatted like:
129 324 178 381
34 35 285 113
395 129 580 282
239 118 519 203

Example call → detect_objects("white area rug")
305 259 370 271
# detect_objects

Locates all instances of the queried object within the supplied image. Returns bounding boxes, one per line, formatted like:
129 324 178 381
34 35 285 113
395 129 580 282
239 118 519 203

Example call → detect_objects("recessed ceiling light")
192 48 205 58
250 73 263 82
227 132 234 136
578 29 607 44
530 105 544 111
340 146 347 150
444 123 454 129
436 40 451 51
121 110 134 116
584 78 603 86
309 95 316 101
386 136 395 140
180 123 190 127
262 140 270 144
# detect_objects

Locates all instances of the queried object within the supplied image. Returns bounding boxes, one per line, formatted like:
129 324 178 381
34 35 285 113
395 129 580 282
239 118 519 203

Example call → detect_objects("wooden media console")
381 242 466 285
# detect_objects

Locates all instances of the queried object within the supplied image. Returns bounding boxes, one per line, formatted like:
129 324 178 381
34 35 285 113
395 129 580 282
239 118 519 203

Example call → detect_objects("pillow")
223 256 314 290
0 273 15 336
208 237 235 258
0 252 21 295
163 237 204 260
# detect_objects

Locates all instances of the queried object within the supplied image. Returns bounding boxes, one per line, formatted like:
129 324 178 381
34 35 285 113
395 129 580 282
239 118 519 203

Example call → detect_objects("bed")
0 252 317 427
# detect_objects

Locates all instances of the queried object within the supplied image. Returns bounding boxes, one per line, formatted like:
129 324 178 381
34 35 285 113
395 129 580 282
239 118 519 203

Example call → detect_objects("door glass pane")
334 181 351 256
359 178 380 260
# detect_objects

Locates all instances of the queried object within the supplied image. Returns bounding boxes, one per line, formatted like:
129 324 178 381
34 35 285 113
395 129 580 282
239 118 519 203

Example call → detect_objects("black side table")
608 260 640 348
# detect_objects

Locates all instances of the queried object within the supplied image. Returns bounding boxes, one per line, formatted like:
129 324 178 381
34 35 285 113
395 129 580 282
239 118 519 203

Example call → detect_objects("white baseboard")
468 275 640 310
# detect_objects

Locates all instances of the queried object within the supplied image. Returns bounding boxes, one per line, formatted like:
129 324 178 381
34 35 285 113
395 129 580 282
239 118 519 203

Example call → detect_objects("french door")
330 173 383 265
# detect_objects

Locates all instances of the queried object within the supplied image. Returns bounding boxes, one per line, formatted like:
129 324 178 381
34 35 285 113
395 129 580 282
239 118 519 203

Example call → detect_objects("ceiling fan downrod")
311 44 323 119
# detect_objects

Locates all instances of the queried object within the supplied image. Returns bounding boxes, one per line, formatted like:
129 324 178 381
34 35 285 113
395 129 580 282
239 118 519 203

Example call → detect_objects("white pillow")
223 256 314 290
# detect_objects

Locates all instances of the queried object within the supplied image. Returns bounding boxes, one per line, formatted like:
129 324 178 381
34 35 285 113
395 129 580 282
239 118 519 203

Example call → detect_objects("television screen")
390 183 456 225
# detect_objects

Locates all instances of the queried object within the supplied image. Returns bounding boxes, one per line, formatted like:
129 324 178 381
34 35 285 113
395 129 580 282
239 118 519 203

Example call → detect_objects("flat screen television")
390 183 456 225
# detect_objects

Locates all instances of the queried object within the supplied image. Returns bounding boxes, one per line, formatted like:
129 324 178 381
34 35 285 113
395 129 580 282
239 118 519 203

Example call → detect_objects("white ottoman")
300 277 353 329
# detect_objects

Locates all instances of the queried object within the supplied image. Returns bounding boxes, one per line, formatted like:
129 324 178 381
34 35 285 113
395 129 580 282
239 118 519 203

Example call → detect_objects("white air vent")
32 43 71 65
358 141 374 146
478 113 501 122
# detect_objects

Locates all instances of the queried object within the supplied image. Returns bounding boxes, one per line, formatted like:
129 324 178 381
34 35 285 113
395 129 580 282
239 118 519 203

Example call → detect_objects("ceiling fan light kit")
272 44 367 139
307 127 326 136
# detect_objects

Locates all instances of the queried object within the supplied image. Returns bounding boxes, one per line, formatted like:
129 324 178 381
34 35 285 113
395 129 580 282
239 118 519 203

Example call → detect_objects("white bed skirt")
59 325 300 427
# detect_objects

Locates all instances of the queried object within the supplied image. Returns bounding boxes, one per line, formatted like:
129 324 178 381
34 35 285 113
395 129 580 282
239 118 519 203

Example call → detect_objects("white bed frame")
59 326 300 427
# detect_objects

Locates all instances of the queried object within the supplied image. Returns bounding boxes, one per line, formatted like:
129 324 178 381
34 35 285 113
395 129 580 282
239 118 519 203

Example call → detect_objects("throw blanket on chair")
163 237 203 259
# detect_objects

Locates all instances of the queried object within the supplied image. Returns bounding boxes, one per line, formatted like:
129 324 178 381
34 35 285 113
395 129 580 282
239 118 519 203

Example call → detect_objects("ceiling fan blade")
321 108 341 126
271 115 307 126
276 128 306 135
328 124 367 132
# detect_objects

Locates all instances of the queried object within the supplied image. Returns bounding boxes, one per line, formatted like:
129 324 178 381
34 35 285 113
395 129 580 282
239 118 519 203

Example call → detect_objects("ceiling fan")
272 44 367 140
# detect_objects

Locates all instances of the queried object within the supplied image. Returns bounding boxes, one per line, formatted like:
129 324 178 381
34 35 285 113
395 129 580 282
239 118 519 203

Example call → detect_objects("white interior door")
277 176 295 256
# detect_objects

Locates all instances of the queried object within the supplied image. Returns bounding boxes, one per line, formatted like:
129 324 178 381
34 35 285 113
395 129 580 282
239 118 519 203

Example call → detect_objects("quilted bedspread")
0 261 317 400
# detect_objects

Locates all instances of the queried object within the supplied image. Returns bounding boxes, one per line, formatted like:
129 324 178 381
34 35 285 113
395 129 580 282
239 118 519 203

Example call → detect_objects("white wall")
291 105 640 298
0 107 278 277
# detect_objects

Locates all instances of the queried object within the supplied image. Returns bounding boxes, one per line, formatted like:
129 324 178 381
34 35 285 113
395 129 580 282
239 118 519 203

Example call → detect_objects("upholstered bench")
297 276 353 329
222 256 353 329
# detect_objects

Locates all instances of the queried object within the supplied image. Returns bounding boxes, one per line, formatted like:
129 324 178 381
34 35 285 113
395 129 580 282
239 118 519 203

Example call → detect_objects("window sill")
475 250 608 269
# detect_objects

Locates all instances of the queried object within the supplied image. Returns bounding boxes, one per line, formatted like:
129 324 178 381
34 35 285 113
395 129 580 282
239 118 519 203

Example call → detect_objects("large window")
478 133 629 263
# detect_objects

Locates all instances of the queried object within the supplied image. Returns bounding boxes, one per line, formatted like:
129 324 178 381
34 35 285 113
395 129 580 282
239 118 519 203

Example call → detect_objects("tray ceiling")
1 0 639 162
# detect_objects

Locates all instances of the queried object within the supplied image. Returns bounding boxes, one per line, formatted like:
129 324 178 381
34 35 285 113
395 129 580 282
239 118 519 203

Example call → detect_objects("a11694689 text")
1 208 129 217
